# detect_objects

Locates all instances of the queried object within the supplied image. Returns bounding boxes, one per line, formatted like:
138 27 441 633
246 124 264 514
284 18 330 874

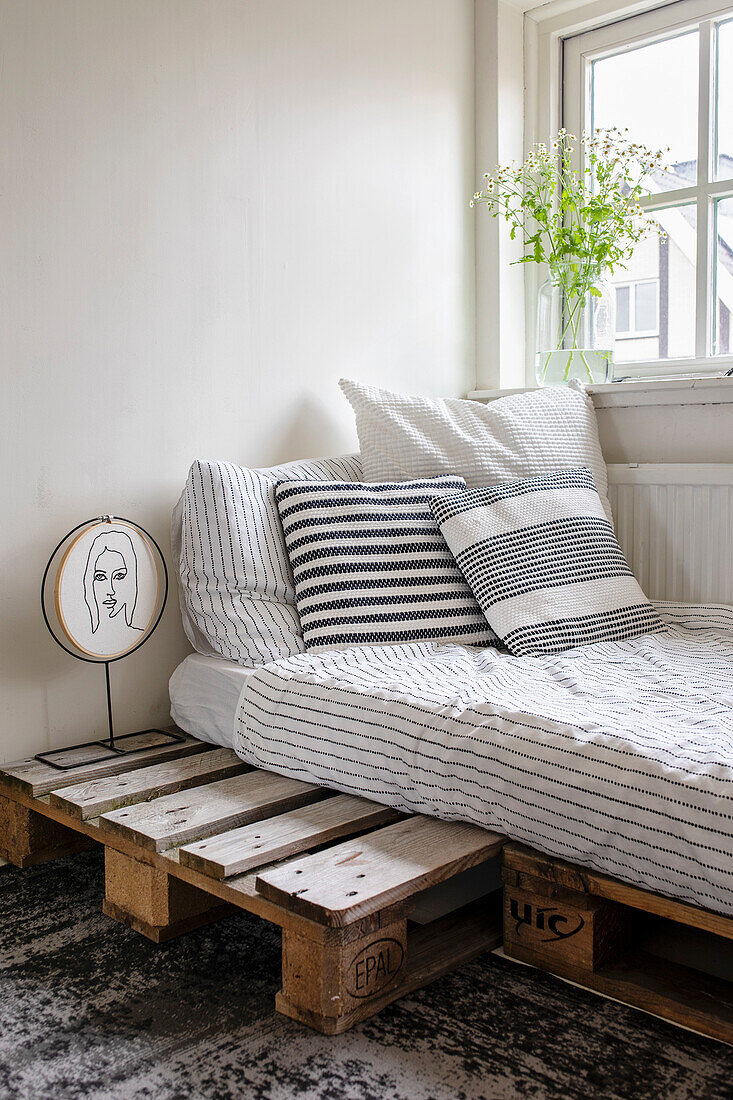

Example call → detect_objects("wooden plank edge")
0 780 357 941
0 732 206 797
0 782 288 925
0 834 95 868
504 941 733 1048
256 836 506 927
97 785 332 853
179 802 403 880
49 754 249 821
102 898 236 943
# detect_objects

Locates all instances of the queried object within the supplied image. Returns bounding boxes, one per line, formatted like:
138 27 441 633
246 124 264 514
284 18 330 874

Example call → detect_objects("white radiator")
607 464 733 604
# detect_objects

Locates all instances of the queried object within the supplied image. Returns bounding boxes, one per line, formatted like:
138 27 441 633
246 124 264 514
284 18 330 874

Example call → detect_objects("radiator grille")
607 465 733 604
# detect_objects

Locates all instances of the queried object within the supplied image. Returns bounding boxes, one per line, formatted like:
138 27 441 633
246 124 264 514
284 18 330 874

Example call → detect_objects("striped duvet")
233 604 733 916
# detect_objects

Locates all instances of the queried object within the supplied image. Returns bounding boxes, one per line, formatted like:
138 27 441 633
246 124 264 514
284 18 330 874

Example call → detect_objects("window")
616 279 659 341
563 1 733 378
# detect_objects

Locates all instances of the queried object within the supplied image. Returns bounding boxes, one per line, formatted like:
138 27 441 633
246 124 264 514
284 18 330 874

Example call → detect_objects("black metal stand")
35 515 186 772
34 660 186 771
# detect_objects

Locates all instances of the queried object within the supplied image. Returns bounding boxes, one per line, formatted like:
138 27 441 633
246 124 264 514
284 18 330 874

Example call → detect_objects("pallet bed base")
503 843 733 1046
278 894 502 1034
0 796 94 867
0 733 504 1034
102 847 236 942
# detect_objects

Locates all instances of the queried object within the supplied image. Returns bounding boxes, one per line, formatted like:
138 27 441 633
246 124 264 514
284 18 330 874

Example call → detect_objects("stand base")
34 729 188 771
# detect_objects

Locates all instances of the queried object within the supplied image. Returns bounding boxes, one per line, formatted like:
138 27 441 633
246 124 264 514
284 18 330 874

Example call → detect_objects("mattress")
232 604 733 916
169 654 257 748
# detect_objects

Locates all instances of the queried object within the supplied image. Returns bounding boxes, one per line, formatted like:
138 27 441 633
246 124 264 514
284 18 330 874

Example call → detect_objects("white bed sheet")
233 604 733 916
169 654 256 748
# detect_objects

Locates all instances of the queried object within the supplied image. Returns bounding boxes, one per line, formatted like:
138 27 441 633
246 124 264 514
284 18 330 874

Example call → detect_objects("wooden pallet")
0 731 504 1034
503 842 733 1046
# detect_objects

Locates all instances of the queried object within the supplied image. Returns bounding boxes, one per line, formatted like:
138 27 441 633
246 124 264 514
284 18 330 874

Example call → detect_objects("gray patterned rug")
1 851 732 1100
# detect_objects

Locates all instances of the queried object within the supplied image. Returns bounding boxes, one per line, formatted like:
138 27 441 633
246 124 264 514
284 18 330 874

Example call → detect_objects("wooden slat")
165 846 311 915
256 816 505 926
0 730 203 797
49 748 248 820
180 795 401 879
503 843 733 942
99 771 331 852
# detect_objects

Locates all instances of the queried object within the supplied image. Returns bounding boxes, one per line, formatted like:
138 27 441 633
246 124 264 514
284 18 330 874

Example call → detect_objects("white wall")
0 0 476 762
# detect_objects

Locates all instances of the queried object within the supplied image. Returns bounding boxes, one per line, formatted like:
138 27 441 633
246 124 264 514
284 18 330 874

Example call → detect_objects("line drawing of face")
83 530 142 634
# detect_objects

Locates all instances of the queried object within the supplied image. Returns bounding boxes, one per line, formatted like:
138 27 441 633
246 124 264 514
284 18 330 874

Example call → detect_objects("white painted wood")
696 18 715 362
470 377 733 406
607 463 733 485
586 379 733 407
562 0 733 376
474 0 526 391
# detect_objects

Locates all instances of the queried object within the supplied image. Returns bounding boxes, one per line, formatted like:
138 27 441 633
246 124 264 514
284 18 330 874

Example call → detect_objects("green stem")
551 271 597 384
563 308 595 382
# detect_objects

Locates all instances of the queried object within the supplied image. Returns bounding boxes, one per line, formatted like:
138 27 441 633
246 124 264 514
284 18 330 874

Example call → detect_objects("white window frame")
615 278 660 338
562 0 733 379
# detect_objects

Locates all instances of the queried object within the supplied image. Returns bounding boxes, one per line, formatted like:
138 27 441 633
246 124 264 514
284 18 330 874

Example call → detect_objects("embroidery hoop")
38 515 185 770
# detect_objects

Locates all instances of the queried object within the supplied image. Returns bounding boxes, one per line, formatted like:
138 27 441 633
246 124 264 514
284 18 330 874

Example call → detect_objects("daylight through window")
563 4 733 377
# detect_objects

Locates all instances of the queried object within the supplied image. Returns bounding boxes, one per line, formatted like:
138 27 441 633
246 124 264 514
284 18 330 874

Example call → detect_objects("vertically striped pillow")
430 468 665 656
173 455 363 665
274 477 499 651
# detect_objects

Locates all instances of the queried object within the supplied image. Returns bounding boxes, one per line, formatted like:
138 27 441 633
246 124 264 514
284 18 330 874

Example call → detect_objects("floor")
1 850 732 1100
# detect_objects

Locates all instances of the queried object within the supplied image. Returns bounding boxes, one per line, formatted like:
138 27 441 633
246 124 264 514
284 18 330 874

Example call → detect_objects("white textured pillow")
172 455 362 665
339 378 612 523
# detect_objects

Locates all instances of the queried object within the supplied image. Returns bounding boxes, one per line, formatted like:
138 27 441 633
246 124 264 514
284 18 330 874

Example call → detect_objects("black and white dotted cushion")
274 476 498 651
430 467 665 656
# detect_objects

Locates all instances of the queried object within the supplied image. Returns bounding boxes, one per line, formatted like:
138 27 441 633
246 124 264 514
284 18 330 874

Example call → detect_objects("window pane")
716 20 733 181
714 196 733 355
635 281 658 333
611 207 696 365
592 32 698 193
616 285 630 332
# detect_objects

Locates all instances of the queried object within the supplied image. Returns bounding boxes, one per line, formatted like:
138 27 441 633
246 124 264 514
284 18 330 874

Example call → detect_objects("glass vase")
536 263 615 386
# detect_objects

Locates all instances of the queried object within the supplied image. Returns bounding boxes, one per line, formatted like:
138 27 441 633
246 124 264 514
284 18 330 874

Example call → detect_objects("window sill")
468 375 733 409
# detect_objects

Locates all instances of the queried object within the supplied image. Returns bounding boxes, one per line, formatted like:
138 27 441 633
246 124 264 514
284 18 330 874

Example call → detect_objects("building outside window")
615 276 660 359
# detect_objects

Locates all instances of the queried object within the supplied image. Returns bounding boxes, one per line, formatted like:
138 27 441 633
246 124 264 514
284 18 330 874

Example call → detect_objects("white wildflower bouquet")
471 126 667 279
471 127 668 381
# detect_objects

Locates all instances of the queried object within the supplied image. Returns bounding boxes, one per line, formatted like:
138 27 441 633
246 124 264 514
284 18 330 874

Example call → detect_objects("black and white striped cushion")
274 476 498 651
174 455 362 665
430 467 665 656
